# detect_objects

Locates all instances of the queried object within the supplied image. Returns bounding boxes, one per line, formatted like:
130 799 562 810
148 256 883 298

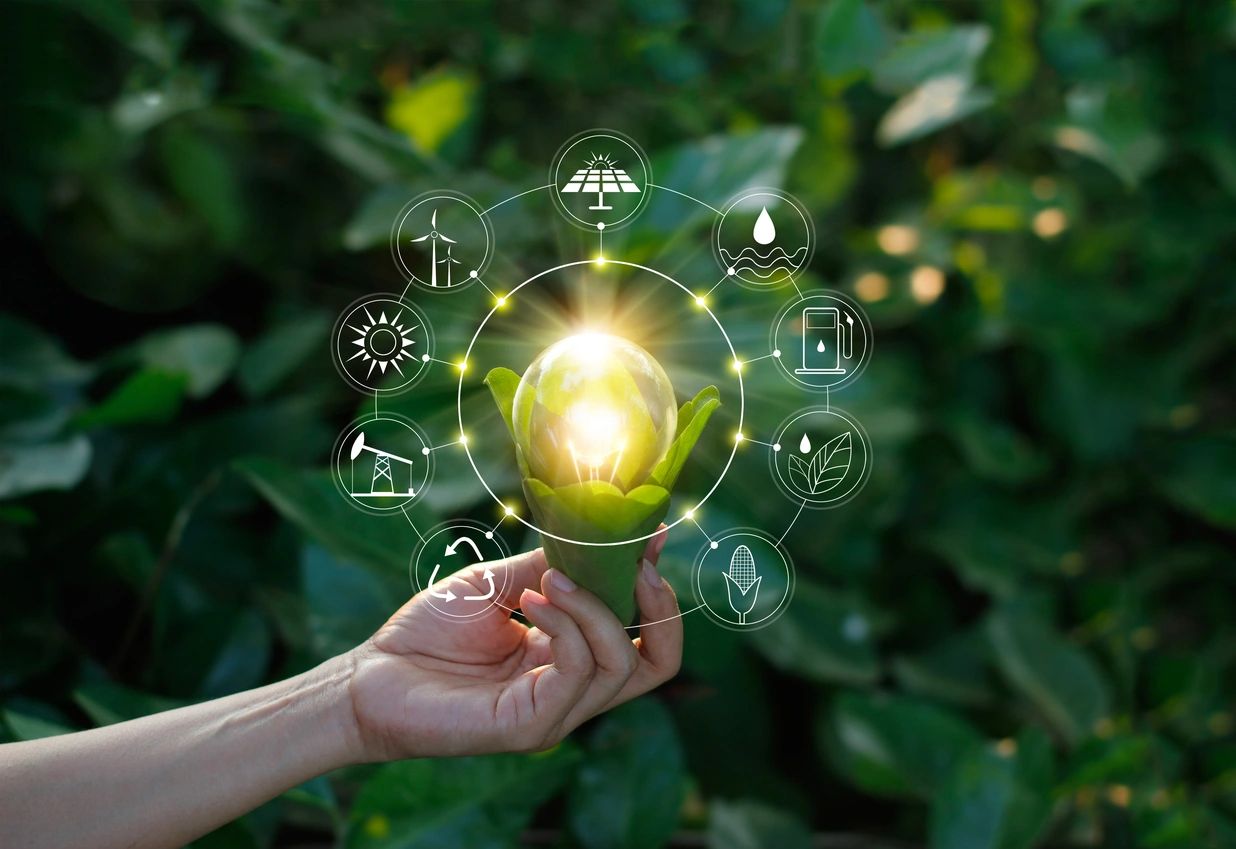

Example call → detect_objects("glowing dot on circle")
773 443 782 452
694 296 706 307
469 270 478 278
727 266 736 275
596 221 605 231
731 358 743 372
735 432 745 443
485 531 493 539
495 296 507 307
710 541 719 550
684 508 696 520
595 255 606 266
459 434 469 445
773 349 781 358
456 359 469 372
503 505 515 516
421 353 430 362
421 447 430 456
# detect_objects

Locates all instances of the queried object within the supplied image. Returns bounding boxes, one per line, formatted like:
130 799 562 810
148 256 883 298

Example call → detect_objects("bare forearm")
0 653 361 849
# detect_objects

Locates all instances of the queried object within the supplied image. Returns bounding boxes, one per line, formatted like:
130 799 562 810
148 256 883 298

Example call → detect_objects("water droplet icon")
816 339 826 352
798 433 812 453
753 206 776 245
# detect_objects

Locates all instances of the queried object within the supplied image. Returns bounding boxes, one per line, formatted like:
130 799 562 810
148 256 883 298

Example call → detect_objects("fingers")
603 557 683 711
540 569 640 729
504 588 594 749
492 548 551 608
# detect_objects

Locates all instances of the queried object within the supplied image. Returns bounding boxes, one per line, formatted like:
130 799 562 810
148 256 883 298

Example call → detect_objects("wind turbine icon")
411 209 458 287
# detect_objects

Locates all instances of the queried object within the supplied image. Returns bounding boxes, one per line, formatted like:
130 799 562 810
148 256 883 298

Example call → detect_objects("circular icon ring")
691 528 795 631
770 289 872 392
713 188 815 290
769 406 871 509
332 294 434 395
456 259 744 549
549 129 652 232
390 190 493 292
331 413 434 515
410 520 511 620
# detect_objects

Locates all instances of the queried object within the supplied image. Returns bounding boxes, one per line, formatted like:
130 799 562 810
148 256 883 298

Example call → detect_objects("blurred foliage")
2 1 1235 848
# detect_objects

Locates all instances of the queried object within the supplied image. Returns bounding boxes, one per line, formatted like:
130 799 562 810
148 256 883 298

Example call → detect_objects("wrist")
298 650 368 769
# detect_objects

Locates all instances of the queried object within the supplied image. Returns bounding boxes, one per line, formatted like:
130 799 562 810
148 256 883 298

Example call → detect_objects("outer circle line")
456 259 745 548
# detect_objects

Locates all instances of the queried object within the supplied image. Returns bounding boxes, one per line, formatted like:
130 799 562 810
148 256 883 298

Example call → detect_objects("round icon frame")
410 520 512 620
549 129 653 232
390 190 494 293
713 188 816 291
769 289 873 393
331 412 434 515
332 294 434 395
691 528 795 631
769 406 872 510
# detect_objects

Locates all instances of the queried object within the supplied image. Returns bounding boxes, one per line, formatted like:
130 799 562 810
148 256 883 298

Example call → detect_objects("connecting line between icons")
790 279 805 300
598 227 603 257
481 184 553 215
422 355 459 368
824 387 830 412
686 513 714 545
776 499 807 547
400 505 426 545
704 272 732 298
740 352 777 366
647 183 722 215
424 437 465 453
744 435 778 450
471 274 497 299
624 602 706 632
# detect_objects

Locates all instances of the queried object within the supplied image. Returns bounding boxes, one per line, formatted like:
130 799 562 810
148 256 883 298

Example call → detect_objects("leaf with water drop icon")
787 430 852 495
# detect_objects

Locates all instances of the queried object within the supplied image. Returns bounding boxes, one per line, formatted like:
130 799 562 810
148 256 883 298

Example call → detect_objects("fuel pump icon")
795 306 854 375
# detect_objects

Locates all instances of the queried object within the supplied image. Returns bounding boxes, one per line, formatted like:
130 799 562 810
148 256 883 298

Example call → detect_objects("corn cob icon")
723 544 762 625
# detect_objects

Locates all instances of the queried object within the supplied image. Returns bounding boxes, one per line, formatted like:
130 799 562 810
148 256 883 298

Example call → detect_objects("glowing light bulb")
512 333 677 490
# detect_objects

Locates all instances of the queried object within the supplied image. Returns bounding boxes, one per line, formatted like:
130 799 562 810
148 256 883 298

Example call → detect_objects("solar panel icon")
559 153 642 211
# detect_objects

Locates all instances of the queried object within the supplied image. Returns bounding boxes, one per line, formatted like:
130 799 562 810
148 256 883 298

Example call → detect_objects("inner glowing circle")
457 260 744 548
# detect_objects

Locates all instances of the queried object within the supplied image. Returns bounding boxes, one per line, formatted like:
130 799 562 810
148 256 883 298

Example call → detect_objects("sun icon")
347 307 419 377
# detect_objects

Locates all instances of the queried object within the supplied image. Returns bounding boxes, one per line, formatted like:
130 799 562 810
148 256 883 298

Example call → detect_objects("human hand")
345 528 680 762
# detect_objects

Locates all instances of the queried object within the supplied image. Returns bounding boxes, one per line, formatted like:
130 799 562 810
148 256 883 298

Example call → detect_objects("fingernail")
653 532 667 558
548 569 576 592
641 558 661 587
522 589 548 609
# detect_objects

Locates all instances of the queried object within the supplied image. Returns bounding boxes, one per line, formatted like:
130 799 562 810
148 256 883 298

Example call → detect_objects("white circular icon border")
769 289 873 393
331 412 434 516
713 187 816 291
410 520 512 621
769 406 872 510
691 528 795 631
549 129 653 232
331 294 434 396
390 190 494 293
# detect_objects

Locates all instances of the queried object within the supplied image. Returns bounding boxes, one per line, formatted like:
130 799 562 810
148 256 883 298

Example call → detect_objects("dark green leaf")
986 610 1111 746
346 746 579 849
707 799 812 849
569 699 687 849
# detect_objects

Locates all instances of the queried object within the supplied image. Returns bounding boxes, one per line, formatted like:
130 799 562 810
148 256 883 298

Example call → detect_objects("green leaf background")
2 1 1234 847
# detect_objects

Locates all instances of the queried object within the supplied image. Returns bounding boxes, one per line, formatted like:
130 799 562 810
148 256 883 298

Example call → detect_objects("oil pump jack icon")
796 306 855 376
347 431 419 499
410 209 461 288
